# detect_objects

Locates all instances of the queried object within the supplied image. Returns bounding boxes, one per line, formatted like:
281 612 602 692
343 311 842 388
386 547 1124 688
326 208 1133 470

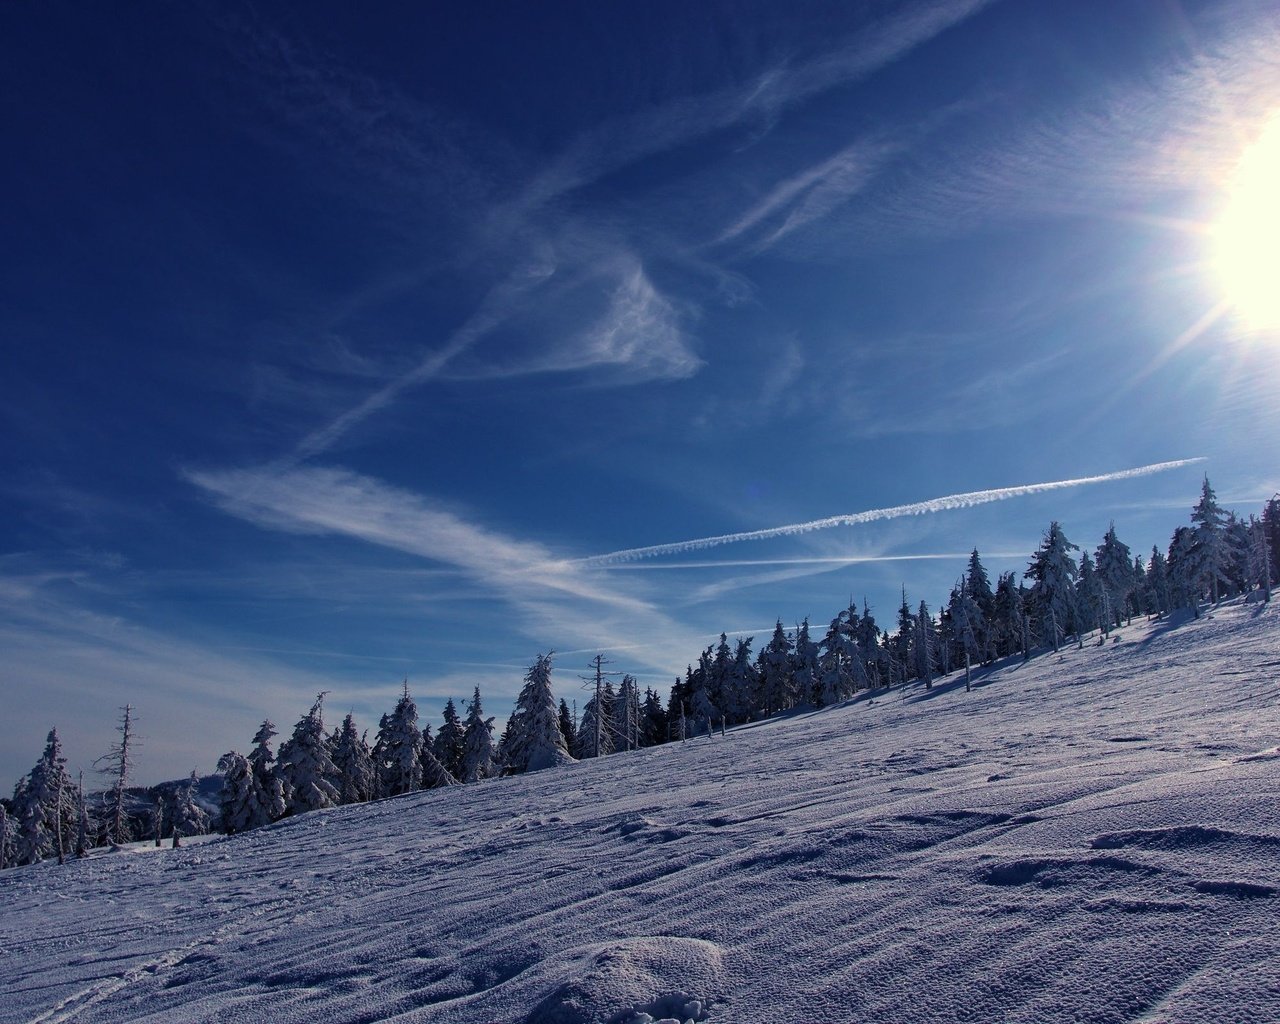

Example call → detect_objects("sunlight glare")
1212 115 1280 332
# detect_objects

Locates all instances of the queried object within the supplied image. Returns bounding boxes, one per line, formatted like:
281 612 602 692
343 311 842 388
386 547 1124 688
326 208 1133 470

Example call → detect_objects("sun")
1211 116 1280 332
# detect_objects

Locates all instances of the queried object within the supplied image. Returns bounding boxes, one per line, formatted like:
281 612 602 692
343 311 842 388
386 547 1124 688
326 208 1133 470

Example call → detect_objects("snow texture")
2 600 1278 1023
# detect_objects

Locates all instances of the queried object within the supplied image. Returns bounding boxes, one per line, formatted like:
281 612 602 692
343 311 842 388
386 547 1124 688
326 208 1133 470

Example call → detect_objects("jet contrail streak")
580 458 1205 566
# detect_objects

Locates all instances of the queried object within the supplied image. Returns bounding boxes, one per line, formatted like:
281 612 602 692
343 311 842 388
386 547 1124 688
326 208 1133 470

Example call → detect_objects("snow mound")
524 936 721 1024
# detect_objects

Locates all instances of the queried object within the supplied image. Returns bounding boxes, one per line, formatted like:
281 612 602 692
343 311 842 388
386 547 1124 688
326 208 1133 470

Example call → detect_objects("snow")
3 600 1278 1023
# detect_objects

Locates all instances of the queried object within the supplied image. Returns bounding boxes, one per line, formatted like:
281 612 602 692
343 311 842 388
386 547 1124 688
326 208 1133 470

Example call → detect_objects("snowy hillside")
3 601 1278 1024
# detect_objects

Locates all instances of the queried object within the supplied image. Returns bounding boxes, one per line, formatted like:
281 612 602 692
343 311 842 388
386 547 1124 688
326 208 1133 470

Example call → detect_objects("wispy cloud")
184 463 702 675
580 459 1206 565
717 139 898 250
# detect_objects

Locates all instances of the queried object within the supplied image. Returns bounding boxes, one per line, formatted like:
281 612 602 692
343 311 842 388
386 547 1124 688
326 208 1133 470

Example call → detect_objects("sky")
2 0 1278 786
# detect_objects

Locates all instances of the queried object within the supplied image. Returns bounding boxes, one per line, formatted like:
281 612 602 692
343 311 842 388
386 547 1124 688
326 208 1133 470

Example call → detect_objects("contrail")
580 458 1205 566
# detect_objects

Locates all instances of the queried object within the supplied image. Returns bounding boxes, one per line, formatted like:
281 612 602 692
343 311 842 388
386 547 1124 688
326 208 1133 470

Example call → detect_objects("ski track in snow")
2 601 1278 1024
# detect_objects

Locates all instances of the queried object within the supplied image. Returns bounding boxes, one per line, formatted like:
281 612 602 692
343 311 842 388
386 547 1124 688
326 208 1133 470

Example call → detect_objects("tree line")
3 479 1275 868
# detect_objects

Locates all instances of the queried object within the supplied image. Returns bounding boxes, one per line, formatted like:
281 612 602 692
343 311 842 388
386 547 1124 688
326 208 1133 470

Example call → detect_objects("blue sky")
3 0 1278 785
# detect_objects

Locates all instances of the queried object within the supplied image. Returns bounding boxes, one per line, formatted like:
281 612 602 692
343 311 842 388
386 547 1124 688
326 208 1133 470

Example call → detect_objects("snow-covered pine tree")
1168 525 1200 616
217 751 258 834
424 699 462 783
965 549 996 662
893 589 915 684
94 704 137 846
169 770 210 846
278 694 341 815
505 653 575 774
1075 552 1104 638
915 601 936 688
641 687 669 745
332 713 376 805
247 720 287 823
376 683 424 797
613 675 641 753
1191 476 1231 605
1026 522 1079 651
706 635 732 721
791 619 820 706
856 600 884 688
759 621 795 715
1096 523 1135 628
575 688 615 758
724 637 759 723
460 686 497 783
687 648 718 736
817 616 852 706
13 729 78 866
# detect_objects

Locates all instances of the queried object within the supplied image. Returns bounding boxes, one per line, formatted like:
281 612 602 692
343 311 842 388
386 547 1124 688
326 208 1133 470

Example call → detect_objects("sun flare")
1212 116 1280 332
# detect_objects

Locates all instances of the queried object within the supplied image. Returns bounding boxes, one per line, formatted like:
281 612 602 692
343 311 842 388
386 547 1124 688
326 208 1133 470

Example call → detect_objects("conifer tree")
14 729 78 866
375 683 424 797
1096 523 1135 628
217 751 258 834
1026 522 1079 651
759 621 795 714
613 675 641 752
1168 525 1200 616
460 686 497 783
169 770 210 845
915 601 936 688
1191 476 1231 605
965 549 996 661
576 688 615 758
641 688 669 746
723 637 758 722
992 572 1024 659
431 699 466 782
1075 552 1104 637
278 694 341 814
504 653 575 774
247 720 287 823
791 619 820 706
332 714 376 805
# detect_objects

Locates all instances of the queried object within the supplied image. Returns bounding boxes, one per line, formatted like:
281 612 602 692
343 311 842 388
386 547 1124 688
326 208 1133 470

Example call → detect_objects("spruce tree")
169 770 210 845
247 720 287 823
759 621 795 714
460 686 498 783
332 714 376 805
504 653 575 774
641 688 669 746
965 549 996 661
1026 522 1079 651
430 698 464 782
1191 476 1231 605
1096 523 1135 628
14 729 78 866
217 751 257 834
376 683 424 797
278 694 341 814
613 675 641 753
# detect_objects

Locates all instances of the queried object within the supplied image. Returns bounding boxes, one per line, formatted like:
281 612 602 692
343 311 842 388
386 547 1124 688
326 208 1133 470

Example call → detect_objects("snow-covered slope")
4 601 1278 1024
